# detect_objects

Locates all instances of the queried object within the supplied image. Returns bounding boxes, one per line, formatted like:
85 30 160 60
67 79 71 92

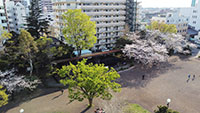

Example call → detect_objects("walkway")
3 57 200 113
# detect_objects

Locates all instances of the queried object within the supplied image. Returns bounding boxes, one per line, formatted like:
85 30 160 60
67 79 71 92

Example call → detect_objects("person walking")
188 74 191 79
142 75 145 80
187 74 191 83
192 74 196 81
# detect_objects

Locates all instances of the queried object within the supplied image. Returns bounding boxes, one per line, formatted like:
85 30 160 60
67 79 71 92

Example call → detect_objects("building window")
193 10 197 13
193 21 196 24
2 20 6 23
192 15 197 18
67 4 70 6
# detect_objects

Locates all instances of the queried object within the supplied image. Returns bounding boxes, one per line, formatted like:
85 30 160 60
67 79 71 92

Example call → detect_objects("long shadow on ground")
117 61 182 89
1 58 183 113
0 85 66 113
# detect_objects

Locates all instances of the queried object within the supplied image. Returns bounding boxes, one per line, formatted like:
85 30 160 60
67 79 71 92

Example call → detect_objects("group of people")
94 108 105 113
187 74 196 82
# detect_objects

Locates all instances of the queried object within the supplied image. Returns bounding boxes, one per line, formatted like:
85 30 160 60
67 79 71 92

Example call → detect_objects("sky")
140 0 192 8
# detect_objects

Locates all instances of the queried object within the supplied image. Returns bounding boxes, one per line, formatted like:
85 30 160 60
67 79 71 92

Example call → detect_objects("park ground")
1 56 200 113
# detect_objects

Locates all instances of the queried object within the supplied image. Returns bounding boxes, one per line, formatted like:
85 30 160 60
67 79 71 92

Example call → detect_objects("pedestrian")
142 75 145 80
192 74 196 81
188 74 191 79
60 88 64 94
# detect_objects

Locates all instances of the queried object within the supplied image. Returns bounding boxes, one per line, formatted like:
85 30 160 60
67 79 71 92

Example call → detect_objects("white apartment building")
52 0 138 51
39 0 53 13
10 0 29 13
179 0 200 31
0 0 8 30
151 12 189 35
38 0 55 29
6 0 27 33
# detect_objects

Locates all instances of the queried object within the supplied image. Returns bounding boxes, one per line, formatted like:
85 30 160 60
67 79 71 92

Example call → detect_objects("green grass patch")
123 104 150 113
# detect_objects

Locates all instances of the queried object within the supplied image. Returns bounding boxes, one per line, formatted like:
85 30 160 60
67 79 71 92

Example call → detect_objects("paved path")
3 58 200 113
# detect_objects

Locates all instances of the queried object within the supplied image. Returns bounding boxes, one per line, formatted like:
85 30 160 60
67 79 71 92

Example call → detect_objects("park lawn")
123 104 150 113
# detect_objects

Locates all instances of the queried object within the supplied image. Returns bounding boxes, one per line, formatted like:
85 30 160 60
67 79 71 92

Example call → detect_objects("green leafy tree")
1 30 38 75
154 106 179 113
146 21 177 34
18 29 38 76
0 32 20 71
0 85 8 108
35 35 74 77
0 27 12 48
56 59 121 107
0 30 73 77
62 9 97 56
26 0 49 38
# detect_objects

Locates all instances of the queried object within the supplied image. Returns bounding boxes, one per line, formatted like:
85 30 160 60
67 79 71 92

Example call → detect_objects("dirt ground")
1 57 200 113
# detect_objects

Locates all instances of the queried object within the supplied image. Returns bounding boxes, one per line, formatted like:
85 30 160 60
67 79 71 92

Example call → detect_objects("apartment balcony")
53 0 78 4
0 10 5 14
97 33 122 40
98 35 107 38
81 5 126 10
86 11 126 16
96 40 116 46
9 23 15 27
97 29 124 34
1 23 7 27
96 21 125 27
110 40 116 43
81 0 126 3
91 16 125 21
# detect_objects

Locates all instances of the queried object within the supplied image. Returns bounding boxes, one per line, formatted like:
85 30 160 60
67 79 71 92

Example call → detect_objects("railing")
91 16 125 21
81 0 126 3
97 29 124 33
81 5 126 10
86 11 126 16
96 22 125 27
52 49 121 64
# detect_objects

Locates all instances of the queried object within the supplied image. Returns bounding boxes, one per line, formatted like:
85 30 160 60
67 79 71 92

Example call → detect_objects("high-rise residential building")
0 0 8 30
39 0 53 13
10 0 29 15
179 0 200 31
38 0 54 27
6 0 27 33
191 0 196 7
126 0 140 32
151 11 189 36
52 0 138 51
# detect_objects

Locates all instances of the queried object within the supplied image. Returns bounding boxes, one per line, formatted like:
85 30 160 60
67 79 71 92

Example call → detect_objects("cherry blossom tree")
122 30 197 66
123 32 168 66
0 69 40 94
163 33 196 55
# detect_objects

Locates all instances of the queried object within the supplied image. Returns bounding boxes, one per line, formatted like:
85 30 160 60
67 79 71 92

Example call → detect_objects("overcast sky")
140 0 192 8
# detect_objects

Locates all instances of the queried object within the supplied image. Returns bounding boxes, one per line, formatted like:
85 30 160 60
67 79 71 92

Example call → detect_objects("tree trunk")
29 59 33 76
78 49 82 56
88 98 93 107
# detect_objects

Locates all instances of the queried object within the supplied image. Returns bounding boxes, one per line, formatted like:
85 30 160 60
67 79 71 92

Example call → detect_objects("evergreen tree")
26 0 49 39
